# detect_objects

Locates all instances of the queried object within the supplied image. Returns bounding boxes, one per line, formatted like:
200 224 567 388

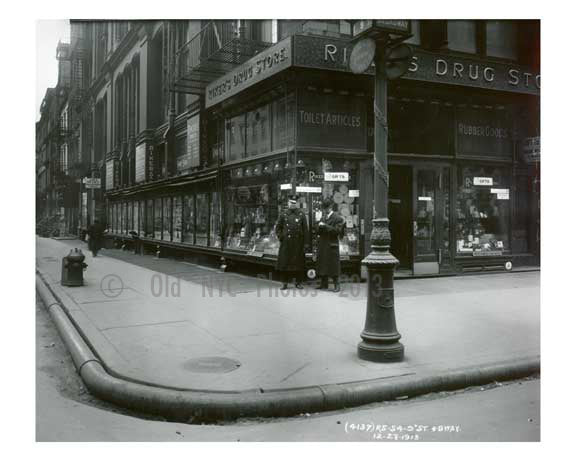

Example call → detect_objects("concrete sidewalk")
36 236 540 420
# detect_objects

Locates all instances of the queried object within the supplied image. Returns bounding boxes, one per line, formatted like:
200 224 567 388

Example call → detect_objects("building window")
162 197 172 241
486 21 518 60
172 196 182 242
225 114 246 162
182 194 195 244
447 20 477 54
211 191 221 248
456 166 511 255
405 20 421 45
154 198 162 239
144 200 153 238
196 193 209 246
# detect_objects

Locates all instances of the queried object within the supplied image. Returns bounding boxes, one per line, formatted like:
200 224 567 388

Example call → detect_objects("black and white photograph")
13 0 566 451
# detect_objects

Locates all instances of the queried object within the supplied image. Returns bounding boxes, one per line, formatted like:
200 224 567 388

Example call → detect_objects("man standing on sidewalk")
316 198 345 292
275 195 308 290
87 219 105 257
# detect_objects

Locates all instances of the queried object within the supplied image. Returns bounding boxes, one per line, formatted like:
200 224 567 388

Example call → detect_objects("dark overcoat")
275 208 308 272
316 211 345 277
87 222 105 253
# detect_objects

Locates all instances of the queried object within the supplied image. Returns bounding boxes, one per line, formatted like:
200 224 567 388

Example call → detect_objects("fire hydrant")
61 248 88 287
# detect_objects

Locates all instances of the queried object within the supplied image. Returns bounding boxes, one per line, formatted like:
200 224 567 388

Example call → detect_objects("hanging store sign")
187 114 201 168
324 172 350 182
135 143 147 183
349 190 360 198
206 38 292 108
83 178 101 189
280 183 292 190
522 136 540 164
105 160 114 191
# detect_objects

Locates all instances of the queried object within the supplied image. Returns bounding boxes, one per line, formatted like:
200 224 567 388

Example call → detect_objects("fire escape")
173 20 273 95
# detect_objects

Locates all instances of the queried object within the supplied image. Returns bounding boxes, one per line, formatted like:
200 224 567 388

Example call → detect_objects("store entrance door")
388 165 412 270
412 165 451 275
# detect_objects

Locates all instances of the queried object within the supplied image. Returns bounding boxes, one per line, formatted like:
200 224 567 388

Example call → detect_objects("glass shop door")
412 165 451 275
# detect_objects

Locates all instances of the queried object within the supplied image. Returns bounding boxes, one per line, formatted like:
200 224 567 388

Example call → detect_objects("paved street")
37 295 539 441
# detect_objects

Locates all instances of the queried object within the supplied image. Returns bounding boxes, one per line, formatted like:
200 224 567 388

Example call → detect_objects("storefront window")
272 93 296 151
196 193 209 246
154 198 162 240
182 194 195 244
133 201 139 234
162 197 172 241
224 169 281 254
298 157 361 257
119 202 125 234
246 104 271 157
127 201 133 234
456 166 511 255
146 199 154 238
173 196 182 242
225 114 246 161
211 191 221 248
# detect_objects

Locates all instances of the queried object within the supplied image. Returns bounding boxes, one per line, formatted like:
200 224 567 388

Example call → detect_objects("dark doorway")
389 165 412 269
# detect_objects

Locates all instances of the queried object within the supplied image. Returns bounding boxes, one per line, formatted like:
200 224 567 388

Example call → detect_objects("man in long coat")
316 198 345 292
87 219 105 257
275 195 309 290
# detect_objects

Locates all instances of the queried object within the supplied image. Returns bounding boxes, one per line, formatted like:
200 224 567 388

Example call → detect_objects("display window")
182 194 195 244
126 201 133 234
272 93 296 151
224 167 281 254
196 193 209 246
456 165 511 255
145 199 154 238
211 192 221 248
114 203 120 234
154 198 162 240
246 104 271 157
225 114 246 162
295 157 361 257
162 197 172 241
172 196 182 242
133 201 139 235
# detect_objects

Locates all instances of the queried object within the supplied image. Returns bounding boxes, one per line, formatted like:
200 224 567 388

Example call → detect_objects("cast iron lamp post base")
358 218 404 363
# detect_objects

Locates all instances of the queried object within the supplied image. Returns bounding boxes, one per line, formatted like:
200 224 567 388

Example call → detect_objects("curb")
36 271 540 423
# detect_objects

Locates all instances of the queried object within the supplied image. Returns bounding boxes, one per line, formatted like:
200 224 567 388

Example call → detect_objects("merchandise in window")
224 169 281 255
246 104 271 157
162 197 172 242
154 198 162 240
133 201 139 235
456 166 511 255
182 195 195 244
172 197 182 242
301 158 361 257
211 192 221 248
146 199 154 238
127 201 133 234
196 193 209 246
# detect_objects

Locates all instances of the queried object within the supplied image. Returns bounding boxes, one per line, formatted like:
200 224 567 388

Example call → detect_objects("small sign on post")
83 178 101 189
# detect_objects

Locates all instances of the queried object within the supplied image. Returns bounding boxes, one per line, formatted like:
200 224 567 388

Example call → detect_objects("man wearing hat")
316 198 345 292
275 194 309 290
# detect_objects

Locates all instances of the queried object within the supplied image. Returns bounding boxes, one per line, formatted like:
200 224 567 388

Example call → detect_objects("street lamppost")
348 20 413 363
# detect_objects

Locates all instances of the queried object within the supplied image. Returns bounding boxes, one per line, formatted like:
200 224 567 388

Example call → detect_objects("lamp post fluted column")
358 40 404 362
